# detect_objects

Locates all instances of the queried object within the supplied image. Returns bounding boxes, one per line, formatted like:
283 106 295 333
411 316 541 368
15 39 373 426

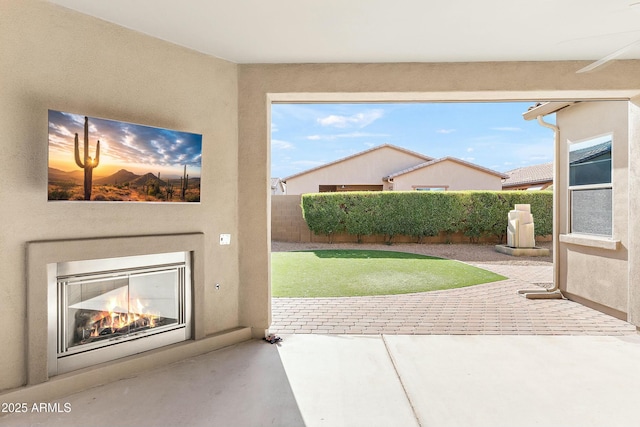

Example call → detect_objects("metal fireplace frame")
47 252 192 376
26 234 205 386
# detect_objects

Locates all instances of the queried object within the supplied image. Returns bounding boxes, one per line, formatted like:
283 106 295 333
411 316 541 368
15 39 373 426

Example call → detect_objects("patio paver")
270 263 637 335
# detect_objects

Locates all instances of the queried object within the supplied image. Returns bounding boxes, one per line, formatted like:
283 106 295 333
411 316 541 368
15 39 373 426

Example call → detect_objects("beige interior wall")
556 101 629 314
285 146 425 194
0 0 239 392
391 161 503 191
238 62 640 335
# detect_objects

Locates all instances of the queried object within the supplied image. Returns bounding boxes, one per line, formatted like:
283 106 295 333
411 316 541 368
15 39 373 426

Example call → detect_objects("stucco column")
627 96 640 327
238 75 272 337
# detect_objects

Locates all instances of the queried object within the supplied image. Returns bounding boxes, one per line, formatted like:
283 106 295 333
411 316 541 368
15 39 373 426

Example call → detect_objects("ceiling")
48 0 640 65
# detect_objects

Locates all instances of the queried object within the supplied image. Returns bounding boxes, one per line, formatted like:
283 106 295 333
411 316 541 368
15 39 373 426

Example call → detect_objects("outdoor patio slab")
3 334 640 427
0 339 306 427
384 334 640 427
275 334 419 427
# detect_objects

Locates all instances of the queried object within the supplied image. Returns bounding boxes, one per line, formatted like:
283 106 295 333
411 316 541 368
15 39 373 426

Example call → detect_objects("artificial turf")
271 249 506 297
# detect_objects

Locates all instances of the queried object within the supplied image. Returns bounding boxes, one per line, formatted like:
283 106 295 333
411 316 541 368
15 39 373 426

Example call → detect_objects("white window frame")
567 134 613 238
412 185 448 191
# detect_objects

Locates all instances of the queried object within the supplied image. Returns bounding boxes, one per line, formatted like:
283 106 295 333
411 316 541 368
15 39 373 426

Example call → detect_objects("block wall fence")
271 195 550 244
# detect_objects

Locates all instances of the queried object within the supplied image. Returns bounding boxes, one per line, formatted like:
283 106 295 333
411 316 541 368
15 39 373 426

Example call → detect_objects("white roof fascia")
522 101 575 121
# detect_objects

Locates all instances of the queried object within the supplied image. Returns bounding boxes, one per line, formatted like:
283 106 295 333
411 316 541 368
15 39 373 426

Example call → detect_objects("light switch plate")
220 234 231 245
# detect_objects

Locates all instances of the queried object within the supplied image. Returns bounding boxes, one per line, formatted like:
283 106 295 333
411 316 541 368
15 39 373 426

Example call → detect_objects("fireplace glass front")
50 252 191 376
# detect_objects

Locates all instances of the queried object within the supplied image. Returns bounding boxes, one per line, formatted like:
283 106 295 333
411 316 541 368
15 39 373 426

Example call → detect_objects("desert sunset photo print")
48 110 202 202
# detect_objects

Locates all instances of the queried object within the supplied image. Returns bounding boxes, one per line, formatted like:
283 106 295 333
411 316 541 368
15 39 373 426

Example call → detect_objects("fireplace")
48 252 192 376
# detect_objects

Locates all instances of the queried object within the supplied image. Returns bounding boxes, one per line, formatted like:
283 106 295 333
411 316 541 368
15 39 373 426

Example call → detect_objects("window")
413 186 447 191
568 136 612 236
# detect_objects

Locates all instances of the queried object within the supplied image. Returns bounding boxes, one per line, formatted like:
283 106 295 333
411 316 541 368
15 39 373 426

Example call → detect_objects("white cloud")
292 160 325 168
437 129 456 134
491 127 523 132
466 147 474 152
272 104 330 122
271 123 278 133
345 131 389 138
317 109 384 128
305 131 390 141
463 157 476 162
512 138 554 162
271 139 294 150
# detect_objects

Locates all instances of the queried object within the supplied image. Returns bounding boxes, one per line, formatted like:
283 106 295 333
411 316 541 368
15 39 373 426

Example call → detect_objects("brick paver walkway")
270 263 637 335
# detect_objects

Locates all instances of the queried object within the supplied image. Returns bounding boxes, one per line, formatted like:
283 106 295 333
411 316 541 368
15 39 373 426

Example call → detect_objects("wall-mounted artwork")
48 110 202 202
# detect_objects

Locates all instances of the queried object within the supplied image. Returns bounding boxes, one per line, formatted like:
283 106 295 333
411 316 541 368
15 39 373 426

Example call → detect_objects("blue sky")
270 102 555 178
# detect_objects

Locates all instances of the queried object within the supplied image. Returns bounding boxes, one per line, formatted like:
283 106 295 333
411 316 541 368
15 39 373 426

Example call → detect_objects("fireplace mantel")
26 233 206 385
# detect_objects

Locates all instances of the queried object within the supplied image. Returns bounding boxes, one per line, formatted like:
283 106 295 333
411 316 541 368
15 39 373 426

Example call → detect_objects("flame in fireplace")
86 292 159 339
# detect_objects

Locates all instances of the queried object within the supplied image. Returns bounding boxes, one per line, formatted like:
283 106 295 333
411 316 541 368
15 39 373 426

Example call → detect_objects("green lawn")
271 249 506 297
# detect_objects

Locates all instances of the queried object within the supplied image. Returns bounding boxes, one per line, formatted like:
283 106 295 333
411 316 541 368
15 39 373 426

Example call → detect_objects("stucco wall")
239 61 640 336
0 0 239 392
391 160 503 191
556 101 629 316
627 97 640 325
285 146 426 195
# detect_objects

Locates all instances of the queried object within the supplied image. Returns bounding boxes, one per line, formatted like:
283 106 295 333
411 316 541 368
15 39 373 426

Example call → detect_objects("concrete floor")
3 333 640 427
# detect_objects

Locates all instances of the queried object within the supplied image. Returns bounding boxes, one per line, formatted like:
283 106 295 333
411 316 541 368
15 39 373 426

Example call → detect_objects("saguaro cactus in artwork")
166 179 175 200
180 164 189 201
74 116 100 200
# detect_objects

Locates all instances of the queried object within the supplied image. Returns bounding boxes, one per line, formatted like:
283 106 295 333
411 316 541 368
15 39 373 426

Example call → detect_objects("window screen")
568 137 612 236
571 188 612 236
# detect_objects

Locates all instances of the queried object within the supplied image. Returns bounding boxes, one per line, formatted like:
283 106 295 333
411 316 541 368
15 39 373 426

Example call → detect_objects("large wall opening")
269 100 560 335
263 94 636 336
237 61 640 339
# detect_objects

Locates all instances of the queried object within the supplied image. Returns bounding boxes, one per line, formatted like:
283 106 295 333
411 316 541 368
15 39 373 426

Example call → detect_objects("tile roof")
522 101 576 120
569 140 611 164
502 162 553 188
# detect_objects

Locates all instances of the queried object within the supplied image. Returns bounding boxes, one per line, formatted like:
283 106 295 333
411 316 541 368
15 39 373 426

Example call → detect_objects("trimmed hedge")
301 191 552 243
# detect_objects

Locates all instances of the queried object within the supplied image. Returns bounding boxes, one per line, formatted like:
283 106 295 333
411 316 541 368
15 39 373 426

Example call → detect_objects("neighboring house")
386 156 507 191
270 178 286 195
283 144 507 195
502 162 553 190
524 100 635 323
